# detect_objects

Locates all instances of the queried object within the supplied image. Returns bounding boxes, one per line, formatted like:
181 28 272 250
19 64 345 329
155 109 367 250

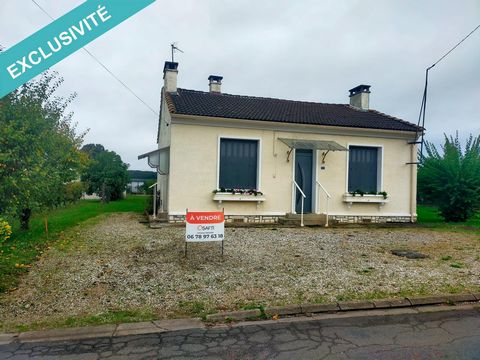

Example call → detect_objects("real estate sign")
185 211 224 242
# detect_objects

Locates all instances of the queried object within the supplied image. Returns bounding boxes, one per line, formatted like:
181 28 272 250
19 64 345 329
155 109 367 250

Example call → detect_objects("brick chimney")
208 75 223 93
349 85 371 111
163 61 178 93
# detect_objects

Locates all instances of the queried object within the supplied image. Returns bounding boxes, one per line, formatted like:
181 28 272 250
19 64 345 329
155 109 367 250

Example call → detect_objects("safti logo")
0 0 155 98
186 212 225 224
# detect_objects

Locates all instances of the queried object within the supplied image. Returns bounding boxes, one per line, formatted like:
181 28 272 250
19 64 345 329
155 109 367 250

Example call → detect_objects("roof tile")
167 88 422 132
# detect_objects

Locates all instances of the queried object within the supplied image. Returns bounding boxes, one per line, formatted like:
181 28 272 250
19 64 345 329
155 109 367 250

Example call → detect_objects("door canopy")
278 138 348 162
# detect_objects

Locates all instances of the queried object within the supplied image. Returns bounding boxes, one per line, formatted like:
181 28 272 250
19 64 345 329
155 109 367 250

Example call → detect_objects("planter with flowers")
212 188 266 207
343 190 389 209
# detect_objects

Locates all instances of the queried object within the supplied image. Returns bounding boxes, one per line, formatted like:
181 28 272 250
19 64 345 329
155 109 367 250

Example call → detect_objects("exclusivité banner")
0 0 155 99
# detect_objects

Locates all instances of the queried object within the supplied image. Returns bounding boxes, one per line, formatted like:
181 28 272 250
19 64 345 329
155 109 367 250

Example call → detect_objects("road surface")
1 307 479 359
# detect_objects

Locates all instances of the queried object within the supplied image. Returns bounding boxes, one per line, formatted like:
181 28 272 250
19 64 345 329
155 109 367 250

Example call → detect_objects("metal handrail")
149 182 158 218
293 181 306 227
316 180 330 227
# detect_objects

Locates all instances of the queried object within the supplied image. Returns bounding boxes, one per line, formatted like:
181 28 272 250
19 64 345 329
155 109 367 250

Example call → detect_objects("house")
126 170 157 194
139 61 423 225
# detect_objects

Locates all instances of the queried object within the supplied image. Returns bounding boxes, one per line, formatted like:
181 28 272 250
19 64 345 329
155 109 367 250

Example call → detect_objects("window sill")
343 194 388 209
213 193 266 207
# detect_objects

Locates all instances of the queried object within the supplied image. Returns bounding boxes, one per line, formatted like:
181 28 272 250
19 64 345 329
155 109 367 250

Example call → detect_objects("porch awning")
278 138 348 151
138 146 170 175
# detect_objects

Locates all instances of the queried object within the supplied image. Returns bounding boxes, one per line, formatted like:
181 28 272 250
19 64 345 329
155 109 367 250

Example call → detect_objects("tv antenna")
171 42 184 62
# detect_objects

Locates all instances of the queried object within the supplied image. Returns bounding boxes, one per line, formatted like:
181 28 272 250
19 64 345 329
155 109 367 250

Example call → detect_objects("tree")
418 133 480 222
81 145 130 202
0 72 86 229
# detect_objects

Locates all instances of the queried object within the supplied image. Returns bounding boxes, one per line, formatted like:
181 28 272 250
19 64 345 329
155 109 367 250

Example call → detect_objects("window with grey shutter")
348 146 379 193
219 139 258 189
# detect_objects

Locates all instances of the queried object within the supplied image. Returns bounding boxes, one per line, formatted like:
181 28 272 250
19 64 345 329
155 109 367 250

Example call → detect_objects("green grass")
0 195 148 293
13 309 157 332
334 282 474 302
417 205 480 232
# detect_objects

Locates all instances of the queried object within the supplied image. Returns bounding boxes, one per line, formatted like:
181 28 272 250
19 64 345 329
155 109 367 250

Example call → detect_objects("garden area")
0 196 147 294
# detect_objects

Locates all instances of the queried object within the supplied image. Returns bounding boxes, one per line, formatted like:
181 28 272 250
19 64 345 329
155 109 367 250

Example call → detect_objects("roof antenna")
171 42 184 62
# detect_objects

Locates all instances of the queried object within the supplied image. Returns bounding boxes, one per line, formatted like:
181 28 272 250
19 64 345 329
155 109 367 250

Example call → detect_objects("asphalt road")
1 308 480 359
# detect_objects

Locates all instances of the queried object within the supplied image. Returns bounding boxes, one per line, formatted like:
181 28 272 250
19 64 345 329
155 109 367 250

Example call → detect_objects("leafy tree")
0 72 86 229
81 143 105 159
127 170 156 180
418 133 480 222
81 145 130 202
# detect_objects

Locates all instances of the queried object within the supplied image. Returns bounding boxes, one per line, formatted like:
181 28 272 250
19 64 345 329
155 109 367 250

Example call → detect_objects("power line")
416 23 480 160
428 23 480 70
30 0 159 116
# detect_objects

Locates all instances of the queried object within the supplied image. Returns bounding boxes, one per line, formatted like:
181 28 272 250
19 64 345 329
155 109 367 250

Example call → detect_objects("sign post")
185 209 225 257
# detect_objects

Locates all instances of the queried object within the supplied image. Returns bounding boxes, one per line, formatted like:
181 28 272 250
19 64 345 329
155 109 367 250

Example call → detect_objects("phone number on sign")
186 233 224 240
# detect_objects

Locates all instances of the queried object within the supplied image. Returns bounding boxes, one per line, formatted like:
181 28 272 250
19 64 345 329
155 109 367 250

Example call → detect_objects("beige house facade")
140 62 422 225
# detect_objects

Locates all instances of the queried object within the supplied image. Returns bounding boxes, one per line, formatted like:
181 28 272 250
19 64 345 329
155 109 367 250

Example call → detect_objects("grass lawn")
417 205 480 231
0 195 148 293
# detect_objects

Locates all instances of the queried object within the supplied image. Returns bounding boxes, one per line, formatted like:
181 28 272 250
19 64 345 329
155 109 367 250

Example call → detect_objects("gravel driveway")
1 213 479 330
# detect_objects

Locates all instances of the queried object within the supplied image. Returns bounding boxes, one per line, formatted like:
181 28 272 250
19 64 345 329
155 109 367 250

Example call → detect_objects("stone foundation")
168 214 415 225
168 215 279 224
330 215 415 224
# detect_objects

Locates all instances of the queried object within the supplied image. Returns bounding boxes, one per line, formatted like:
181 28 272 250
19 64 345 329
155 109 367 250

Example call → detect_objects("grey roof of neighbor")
165 88 423 133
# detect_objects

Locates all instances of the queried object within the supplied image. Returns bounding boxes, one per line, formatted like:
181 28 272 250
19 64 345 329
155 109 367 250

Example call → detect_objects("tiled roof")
166 88 422 133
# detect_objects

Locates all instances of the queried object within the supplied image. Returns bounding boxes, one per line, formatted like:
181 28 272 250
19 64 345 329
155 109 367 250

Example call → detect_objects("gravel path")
1 213 479 330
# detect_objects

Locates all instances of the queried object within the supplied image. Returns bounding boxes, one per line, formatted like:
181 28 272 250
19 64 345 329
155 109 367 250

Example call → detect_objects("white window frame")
345 143 384 193
216 135 262 190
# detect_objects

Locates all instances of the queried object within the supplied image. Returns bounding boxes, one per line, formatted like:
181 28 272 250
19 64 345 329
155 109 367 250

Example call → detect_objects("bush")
418 133 480 222
0 218 12 244
64 182 85 203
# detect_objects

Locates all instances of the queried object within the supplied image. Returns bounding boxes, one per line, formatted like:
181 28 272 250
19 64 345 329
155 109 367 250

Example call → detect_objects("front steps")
149 212 169 228
278 213 328 226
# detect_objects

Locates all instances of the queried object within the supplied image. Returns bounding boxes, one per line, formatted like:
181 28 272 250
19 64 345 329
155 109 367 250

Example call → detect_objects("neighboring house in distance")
127 170 157 194
139 61 423 225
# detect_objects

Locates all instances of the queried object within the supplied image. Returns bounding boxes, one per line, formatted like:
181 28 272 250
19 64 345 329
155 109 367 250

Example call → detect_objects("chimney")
349 84 371 111
163 61 178 92
208 75 223 93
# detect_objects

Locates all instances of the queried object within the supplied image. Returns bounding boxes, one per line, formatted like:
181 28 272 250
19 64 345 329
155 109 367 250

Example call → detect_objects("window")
348 146 381 193
219 138 259 189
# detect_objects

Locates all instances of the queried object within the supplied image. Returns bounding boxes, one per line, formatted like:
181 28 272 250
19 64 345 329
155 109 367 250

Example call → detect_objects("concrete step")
278 213 327 226
285 213 327 221
149 213 169 228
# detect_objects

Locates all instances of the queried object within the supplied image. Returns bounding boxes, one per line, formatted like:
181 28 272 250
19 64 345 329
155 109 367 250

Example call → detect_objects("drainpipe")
410 144 417 222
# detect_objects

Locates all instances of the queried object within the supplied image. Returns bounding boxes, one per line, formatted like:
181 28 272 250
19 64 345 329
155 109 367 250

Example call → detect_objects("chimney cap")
349 84 371 97
208 75 223 82
163 61 179 73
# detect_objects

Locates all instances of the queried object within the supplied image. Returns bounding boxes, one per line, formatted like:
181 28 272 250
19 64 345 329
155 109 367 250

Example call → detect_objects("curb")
1 293 479 345
207 292 480 322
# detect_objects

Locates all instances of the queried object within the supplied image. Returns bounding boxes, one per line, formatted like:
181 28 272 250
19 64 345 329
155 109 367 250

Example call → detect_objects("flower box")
343 194 388 209
213 192 266 206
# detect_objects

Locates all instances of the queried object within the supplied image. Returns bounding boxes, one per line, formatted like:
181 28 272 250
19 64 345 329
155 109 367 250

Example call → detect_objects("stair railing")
293 180 306 227
316 180 331 227
148 182 158 218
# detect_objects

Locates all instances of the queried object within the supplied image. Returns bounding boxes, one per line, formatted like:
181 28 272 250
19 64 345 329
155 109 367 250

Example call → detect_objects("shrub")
418 133 480 222
64 182 85 203
0 218 12 244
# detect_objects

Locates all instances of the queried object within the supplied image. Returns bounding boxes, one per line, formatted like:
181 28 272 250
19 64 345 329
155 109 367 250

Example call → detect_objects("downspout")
410 143 417 222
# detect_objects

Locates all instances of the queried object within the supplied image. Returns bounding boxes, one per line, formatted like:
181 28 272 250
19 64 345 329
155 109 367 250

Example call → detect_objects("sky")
1 0 479 170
